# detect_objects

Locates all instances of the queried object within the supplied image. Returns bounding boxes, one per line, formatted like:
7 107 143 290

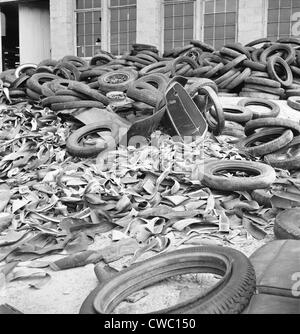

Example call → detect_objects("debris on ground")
1 38 300 314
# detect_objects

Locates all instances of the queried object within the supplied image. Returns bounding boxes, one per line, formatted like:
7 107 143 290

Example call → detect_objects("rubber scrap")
50 239 140 271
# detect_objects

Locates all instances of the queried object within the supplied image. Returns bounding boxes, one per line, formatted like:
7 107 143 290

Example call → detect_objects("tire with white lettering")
80 247 256 314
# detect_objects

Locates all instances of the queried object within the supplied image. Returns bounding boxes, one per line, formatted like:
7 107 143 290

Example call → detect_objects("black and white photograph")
0 0 300 318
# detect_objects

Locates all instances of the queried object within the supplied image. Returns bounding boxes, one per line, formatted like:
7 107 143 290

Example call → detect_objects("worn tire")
66 122 119 158
267 56 293 88
98 69 138 93
80 246 256 314
68 81 109 105
198 86 225 136
244 77 281 88
238 128 294 157
239 91 281 100
288 96 300 111
243 84 284 97
41 95 81 108
274 209 300 240
245 38 272 47
26 73 59 95
51 101 105 112
265 136 300 170
245 118 300 137
260 44 296 65
238 98 280 119
211 105 252 124
201 160 276 191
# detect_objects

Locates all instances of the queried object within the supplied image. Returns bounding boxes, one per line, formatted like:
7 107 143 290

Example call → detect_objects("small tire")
201 160 276 191
238 98 280 119
238 128 294 157
245 118 300 137
265 136 300 170
211 105 253 124
288 96 300 111
66 122 119 158
98 69 138 93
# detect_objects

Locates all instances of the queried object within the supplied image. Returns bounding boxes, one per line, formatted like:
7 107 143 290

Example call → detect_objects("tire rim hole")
113 273 222 315
214 168 260 178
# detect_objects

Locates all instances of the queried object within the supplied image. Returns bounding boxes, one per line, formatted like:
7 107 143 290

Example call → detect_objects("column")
49 0 76 60
19 1 51 64
136 0 162 49
238 0 267 45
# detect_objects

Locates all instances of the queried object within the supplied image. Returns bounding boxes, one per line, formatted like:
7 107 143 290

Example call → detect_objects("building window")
163 0 195 51
75 0 102 58
109 0 137 55
267 0 300 40
203 0 238 50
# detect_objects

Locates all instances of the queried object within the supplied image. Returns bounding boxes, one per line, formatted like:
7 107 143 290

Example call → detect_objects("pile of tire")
236 97 300 171
3 38 300 108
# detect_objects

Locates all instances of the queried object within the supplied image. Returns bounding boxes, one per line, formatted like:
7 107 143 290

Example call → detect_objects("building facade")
0 0 300 70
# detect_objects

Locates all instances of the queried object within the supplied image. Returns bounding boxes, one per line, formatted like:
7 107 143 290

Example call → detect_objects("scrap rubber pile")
1 39 300 314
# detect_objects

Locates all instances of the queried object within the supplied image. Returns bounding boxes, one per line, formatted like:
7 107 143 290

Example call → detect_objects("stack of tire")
236 97 300 171
4 37 300 108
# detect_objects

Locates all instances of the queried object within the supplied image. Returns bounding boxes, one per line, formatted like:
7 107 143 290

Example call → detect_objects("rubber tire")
198 86 225 136
226 68 252 90
137 73 169 92
15 63 37 78
222 121 246 138
225 43 251 58
80 246 256 314
267 56 293 88
245 118 300 137
66 122 119 158
201 160 276 191
54 62 81 81
286 90 300 98
245 38 272 47
127 82 163 107
26 88 41 100
265 136 300 170
219 55 247 75
98 69 139 93
238 128 294 157
244 77 281 88
238 98 280 119
41 95 81 107
26 73 59 95
211 105 252 124
239 91 281 100
260 44 296 65
51 100 105 112
288 96 300 111
68 81 110 105
242 59 267 72
243 84 284 97
215 69 238 86
190 40 215 52
274 209 300 240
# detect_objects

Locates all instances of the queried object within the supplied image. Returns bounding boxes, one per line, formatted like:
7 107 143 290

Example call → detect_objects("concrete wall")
49 0 75 60
238 0 267 45
19 0 50 64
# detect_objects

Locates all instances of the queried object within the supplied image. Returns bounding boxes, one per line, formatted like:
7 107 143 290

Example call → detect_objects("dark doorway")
1 3 19 70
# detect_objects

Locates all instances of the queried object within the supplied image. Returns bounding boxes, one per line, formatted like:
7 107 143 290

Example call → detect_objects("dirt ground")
1 98 299 314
